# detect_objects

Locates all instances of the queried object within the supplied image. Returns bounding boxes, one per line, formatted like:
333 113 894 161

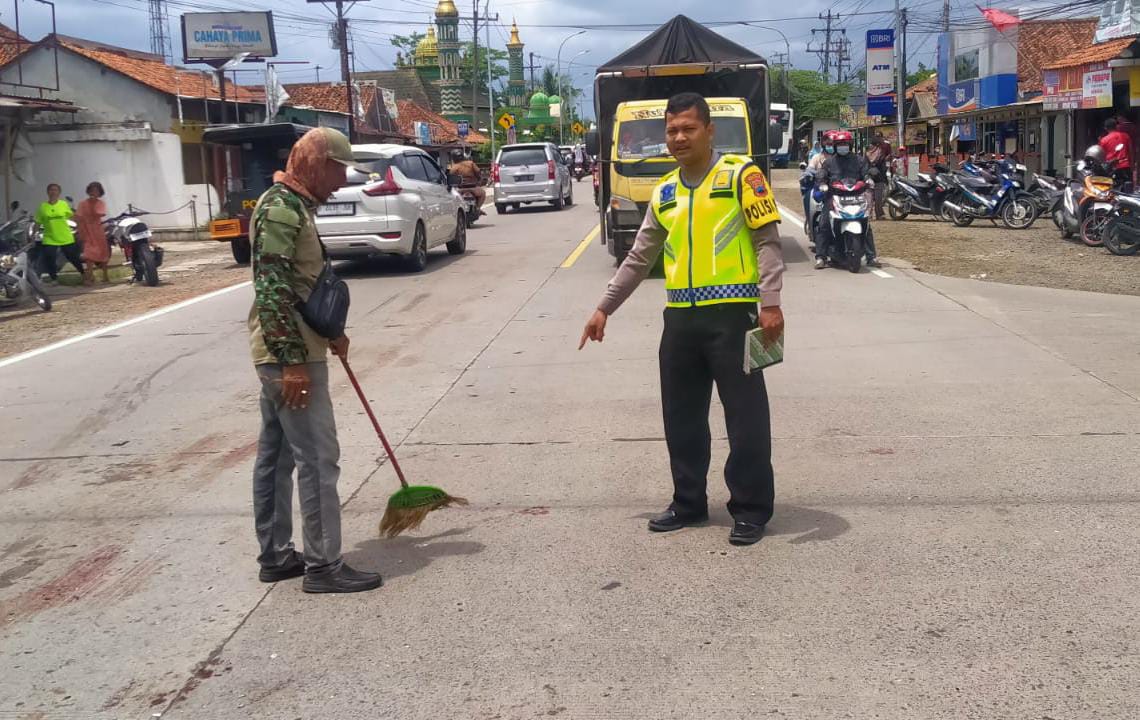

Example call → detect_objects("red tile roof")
1042 36 1136 70
0 24 28 66
906 74 937 99
284 82 375 116
395 100 487 144
1018 18 1098 91
52 35 262 102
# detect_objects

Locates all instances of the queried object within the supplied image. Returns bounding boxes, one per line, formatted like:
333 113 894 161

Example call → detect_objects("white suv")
316 144 466 272
493 142 573 214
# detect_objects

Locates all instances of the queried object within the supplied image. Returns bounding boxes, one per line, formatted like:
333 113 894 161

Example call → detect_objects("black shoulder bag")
296 237 350 340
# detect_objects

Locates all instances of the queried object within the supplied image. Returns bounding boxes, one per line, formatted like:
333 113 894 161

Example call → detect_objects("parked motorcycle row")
879 146 1140 257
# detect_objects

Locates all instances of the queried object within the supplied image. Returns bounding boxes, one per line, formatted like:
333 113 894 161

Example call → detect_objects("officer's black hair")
665 93 711 125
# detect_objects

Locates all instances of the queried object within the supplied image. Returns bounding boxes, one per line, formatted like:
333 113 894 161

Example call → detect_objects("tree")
459 42 509 97
390 32 425 62
786 69 852 123
907 62 936 87
542 65 557 96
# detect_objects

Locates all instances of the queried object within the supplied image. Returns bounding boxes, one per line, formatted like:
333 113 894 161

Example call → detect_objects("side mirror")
585 129 599 157
447 172 462 189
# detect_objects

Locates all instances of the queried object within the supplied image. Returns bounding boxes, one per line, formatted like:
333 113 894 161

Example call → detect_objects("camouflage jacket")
247 183 329 366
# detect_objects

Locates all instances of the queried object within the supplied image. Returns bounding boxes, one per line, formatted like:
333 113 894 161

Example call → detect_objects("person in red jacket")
1099 117 1133 189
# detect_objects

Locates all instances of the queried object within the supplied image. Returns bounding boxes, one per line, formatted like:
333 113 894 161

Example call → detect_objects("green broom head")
379 485 469 538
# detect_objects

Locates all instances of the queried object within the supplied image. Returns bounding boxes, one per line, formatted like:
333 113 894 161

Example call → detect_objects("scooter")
942 159 1038 229
819 179 872 273
1103 190 1140 256
886 163 953 221
571 161 589 182
1053 150 1117 245
104 210 163 286
0 204 51 312
452 175 485 228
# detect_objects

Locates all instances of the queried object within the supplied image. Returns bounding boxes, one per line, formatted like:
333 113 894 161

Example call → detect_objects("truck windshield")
616 117 749 159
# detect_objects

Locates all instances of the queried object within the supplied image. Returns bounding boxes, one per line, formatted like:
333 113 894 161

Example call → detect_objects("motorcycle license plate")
514 174 534 182
318 203 355 217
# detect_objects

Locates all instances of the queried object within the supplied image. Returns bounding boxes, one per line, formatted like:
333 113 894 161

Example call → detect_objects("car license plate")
318 202 355 217
514 174 534 182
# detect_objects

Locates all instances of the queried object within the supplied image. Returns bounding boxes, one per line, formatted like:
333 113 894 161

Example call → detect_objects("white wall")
0 45 222 228
5 131 219 230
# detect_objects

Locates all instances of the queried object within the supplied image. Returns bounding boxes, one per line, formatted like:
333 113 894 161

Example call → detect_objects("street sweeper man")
247 127 383 594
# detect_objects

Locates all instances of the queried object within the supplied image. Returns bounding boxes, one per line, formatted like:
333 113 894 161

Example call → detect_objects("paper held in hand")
744 327 783 374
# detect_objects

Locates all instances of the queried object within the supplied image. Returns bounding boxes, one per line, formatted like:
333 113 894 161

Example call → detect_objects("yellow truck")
586 16 781 262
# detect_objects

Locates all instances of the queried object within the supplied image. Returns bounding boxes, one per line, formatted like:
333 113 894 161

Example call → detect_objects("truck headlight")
609 195 638 213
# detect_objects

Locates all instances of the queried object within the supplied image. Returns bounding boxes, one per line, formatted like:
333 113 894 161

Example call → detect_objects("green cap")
317 127 356 166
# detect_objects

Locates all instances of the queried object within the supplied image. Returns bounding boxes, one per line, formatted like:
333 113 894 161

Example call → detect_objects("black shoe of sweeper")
303 563 383 593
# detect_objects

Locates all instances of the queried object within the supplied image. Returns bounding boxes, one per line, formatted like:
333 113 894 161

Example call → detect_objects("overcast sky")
7 0 962 118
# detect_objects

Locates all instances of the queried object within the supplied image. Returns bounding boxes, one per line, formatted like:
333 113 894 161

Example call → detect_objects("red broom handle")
339 355 409 489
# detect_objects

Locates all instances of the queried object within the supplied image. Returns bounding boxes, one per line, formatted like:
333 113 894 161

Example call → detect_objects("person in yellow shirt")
34 183 86 284
580 93 785 546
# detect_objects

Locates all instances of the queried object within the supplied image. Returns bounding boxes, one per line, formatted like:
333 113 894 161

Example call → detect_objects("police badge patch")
660 182 676 203
744 169 768 197
712 170 734 190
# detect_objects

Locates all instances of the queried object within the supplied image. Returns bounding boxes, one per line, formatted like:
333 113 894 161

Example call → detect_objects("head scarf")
274 128 336 203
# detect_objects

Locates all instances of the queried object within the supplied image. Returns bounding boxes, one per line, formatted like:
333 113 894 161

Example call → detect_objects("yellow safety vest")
650 153 780 308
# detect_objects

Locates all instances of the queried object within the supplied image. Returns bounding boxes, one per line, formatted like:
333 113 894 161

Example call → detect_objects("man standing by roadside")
579 92 785 546
865 131 893 219
1100 117 1133 190
248 127 382 594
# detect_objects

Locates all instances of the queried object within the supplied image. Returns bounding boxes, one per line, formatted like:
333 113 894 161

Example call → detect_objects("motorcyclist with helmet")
814 130 882 269
448 148 486 208
800 130 836 239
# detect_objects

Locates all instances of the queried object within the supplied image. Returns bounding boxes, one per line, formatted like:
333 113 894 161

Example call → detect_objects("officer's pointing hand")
579 309 608 350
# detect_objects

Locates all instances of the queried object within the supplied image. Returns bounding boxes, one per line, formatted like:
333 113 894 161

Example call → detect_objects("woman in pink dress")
76 181 110 283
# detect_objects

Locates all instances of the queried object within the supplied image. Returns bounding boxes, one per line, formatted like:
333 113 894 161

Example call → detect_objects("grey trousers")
253 362 342 571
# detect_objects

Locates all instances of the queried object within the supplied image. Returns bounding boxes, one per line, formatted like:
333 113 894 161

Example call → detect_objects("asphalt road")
2 188 1139 719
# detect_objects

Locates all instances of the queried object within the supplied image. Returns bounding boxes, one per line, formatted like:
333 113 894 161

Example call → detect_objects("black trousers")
659 303 776 525
36 243 84 279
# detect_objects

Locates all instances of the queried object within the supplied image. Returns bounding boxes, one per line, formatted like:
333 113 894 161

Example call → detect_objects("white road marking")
0 281 252 370
871 269 894 279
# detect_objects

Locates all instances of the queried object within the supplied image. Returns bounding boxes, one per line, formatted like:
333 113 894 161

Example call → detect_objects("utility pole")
485 0 495 156
337 0 353 141
528 51 538 92
315 65 322 83
809 10 836 81
470 1 500 122
895 0 907 150
943 0 951 31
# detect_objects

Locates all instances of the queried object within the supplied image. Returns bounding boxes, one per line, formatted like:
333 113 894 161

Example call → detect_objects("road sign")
571 122 586 136
457 121 469 139
497 112 516 130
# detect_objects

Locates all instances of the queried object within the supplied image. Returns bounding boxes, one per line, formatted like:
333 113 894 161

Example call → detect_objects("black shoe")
648 508 709 533
729 521 766 546
258 550 305 583
867 257 883 268
302 563 383 594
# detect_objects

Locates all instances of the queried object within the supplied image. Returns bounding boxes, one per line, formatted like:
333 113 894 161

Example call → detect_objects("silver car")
493 142 574 214
316 144 467 272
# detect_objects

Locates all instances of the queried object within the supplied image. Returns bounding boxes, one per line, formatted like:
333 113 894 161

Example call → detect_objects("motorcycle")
571 161 589 182
0 205 51 312
819 179 872 273
452 174 485 229
104 210 163 286
942 158 1038 229
1053 144 1126 245
1027 173 1064 218
886 163 953 221
1103 190 1140 256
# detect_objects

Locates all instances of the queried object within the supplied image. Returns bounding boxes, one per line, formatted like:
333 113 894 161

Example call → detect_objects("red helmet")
822 130 838 142
832 130 853 145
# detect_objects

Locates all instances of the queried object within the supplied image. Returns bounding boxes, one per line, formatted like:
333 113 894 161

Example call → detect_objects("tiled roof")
353 69 437 109
0 24 28 66
284 82 373 115
1042 36 1136 70
49 35 262 102
1018 18 1098 91
396 100 487 144
906 74 937 99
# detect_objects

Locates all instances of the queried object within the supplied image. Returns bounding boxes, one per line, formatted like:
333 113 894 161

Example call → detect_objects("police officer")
580 92 785 546
248 127 382 593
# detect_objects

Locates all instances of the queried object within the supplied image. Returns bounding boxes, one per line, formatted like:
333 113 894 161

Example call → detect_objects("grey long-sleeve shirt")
597 154 786 315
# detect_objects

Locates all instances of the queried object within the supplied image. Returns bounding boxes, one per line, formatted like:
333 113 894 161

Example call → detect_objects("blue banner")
866 28 896 118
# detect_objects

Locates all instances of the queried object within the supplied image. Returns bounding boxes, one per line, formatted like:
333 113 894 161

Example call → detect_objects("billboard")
1096 0 1140 42
866 29 896 117
181 12 277 63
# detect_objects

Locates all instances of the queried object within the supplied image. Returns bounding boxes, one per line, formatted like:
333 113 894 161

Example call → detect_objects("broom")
339 355 468 538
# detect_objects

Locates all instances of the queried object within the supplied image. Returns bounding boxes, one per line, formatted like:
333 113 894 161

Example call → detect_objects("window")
345 158 394 186
419 154 445 184
499 147 548 166
399 154 430 181
954 49 979 82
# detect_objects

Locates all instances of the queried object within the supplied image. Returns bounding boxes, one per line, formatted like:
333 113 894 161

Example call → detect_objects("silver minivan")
492 142 573 214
